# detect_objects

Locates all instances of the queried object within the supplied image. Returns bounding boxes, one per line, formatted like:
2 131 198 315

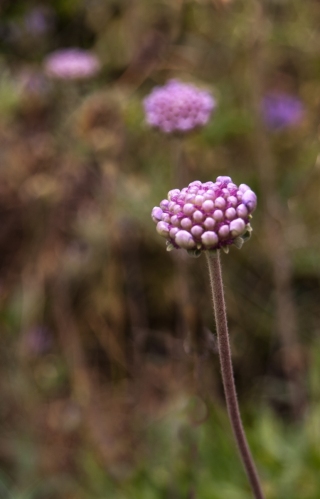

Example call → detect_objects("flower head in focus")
261 93 304 130
43 48 100 80
143 79 215 133
151 177 256 256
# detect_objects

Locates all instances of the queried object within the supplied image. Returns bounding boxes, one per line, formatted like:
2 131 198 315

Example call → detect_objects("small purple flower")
24 7 55 35
43 48 101 80
261 93 304 130
152 177 256 255
143 79 216 133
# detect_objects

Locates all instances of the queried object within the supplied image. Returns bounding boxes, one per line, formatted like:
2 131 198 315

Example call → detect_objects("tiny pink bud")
236 191 243 201
175 230 196 249
225 207 236 220
191 225 204 238
242 190 257 213
181 218 193 230
201 231 219 248
222 188 229 197
189 180 202 188
230 218 246 236
161 213 170 223
237 204 248 219
204 190 216 201
218 225 230 239
202 199 214 212
183 203 195 215
215 197 226 209
170 227 179 238
203 217 216 230
239 184 251 193
213 210 223 221
216 176 231 183
195 195 205 205
193 210 204 222
151 207 163 222
171 215 180 227
160 199 169 210
168 189 180 200
173 204 181 214
157 221 170 237
185 194 196 203
227 196 238 207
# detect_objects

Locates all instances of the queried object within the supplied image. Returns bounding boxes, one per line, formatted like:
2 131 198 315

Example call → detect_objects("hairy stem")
205 250 265 499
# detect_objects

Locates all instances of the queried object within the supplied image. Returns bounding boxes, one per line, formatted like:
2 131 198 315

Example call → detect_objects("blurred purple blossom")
261 93 305 130
152 177 256 254
24 7 55 35
43 48 101 80
143 79 215 133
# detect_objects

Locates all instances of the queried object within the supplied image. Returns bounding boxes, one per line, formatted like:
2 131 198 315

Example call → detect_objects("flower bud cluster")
151 177 257 255
143 79 215 133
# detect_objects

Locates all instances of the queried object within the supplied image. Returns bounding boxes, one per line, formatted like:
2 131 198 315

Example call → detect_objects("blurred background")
0 1 320 498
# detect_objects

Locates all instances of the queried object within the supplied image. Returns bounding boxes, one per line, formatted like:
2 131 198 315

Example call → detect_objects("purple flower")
261 93 304 130
143 79 216 133
24 7 55 35
43 48 101 80
151 177 256 255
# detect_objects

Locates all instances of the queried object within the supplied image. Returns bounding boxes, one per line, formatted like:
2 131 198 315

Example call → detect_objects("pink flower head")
43 48 100 80
151 177 256 255
143 79 215 133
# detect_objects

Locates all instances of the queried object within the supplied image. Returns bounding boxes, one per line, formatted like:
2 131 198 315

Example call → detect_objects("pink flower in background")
152 176 256 254
143 79 215 133
44 48 100 80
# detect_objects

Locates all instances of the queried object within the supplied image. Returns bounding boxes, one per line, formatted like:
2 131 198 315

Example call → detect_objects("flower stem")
205 250 265 499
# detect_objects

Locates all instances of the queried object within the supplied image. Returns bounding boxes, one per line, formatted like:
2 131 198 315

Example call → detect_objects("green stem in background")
205 250 265 499
172 135 188 189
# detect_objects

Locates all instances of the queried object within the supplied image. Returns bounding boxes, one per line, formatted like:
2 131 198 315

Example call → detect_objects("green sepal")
187 248 202 258
233 237 244 249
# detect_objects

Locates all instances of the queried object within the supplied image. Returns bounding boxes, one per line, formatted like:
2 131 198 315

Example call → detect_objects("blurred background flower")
43 48 101 80
24 6 55 36
261 92 305 130
143 79 215 133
